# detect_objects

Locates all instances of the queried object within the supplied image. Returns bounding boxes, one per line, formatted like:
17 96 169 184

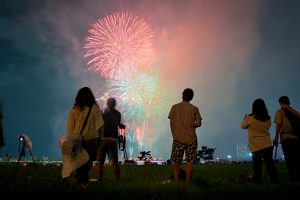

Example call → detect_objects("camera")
18 135 24 141
17 134 32 150
118 135 126 150
119 124 126 129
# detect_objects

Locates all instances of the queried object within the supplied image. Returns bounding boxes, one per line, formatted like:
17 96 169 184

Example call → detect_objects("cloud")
4 0 300 160
143 0 260 157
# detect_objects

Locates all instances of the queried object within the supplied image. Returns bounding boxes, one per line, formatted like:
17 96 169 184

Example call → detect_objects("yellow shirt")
67 104 104 140
241 115 272 152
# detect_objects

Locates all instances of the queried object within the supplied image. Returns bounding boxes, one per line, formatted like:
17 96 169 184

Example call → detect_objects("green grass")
0 162 299 200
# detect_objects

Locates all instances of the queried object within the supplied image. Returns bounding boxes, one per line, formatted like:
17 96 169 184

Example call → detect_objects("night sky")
1 0 300 161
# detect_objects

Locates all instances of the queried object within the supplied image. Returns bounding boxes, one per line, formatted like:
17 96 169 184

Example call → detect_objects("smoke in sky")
1 0 300 160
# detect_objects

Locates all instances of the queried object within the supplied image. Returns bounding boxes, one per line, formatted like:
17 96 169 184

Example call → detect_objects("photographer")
96 97 122 181
241 98 279 184
0 103 4 148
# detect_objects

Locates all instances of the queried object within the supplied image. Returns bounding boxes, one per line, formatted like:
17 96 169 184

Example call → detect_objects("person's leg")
252 150 262 183
173 162 180 182
184 142 197 183
96 140 107 181
75 138 99 185
98 163 104 181
95 141 100 180
293 139 300 181
75 163 89 184
112 163 121 181
284 139 300 181
170 141 184 183
185 162 193 183
262 146 280 184
281 139 295 181
109 141 121 181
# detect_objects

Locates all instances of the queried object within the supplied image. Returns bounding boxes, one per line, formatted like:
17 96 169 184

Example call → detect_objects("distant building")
236 143 251 160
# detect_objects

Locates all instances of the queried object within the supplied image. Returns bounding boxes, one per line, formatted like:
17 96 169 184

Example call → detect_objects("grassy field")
0 162 299 200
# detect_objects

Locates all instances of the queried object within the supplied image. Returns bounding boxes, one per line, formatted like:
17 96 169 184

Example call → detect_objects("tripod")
13 135 36 177
118 125 132 178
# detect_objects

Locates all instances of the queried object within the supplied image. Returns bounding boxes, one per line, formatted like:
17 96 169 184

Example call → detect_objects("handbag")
59 106 92 178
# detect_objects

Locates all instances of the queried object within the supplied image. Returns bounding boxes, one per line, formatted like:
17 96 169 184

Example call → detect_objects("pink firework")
84 12 154 79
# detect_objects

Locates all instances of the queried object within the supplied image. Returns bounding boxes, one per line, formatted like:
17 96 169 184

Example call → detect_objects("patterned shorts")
171 140 197 163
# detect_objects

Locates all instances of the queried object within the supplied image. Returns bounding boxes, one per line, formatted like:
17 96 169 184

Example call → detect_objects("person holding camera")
96 97 122 181
0 104 4 148
168 88 202 183
241 98 279 184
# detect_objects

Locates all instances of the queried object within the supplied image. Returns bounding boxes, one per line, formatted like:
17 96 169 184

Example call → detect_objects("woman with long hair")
241 98 279 184
67 87 104 188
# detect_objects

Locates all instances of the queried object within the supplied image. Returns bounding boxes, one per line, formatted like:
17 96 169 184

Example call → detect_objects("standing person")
97 97 121 181
241 98 279 184
273 96 300 182
168 88 202 183
67 87 104 188
0 102 4 149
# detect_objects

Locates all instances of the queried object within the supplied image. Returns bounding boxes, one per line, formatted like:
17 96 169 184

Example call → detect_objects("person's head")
74 87 96 109
279 96 290 107
252 98 270 121
182 88 194 102
106 97 117 109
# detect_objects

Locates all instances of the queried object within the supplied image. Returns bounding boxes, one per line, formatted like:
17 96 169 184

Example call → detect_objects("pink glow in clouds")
83 0 260 157
137 0 260 155
34 0 260 158
155 0 259 87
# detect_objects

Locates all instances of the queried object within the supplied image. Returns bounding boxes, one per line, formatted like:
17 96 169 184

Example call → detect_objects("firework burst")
102 70 160 123
84 12 175 157
98 68 176 153
84 12 154 79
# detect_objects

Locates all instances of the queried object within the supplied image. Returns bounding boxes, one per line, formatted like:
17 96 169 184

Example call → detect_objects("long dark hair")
251 98 270 121
74 87 97 110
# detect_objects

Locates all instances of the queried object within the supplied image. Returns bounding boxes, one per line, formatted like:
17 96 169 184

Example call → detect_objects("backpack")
283 108 300 136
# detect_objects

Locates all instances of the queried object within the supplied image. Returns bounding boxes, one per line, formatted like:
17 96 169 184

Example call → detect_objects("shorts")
171 140 197 163
97 140 119 164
